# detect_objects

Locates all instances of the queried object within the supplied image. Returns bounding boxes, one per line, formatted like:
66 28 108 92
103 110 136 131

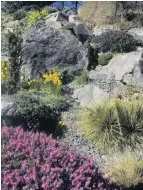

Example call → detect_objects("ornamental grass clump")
78 98 143 152
116 99 143 149
1 60 10 82
78 99 121 152
107 152 143 188
1 125 119 190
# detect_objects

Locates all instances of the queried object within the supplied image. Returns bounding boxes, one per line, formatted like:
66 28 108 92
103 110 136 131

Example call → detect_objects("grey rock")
1 95 24 127
22 26 88 80
69 15 81 23
45 21 62 29
103 50 143 87
73 84 110 107
127 28 143 43
5 20 22 28
45 11 68 22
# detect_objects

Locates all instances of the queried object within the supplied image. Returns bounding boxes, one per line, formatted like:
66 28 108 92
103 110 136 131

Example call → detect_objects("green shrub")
78 98 143 152
107 152 143 187
26 10 41 28
74 71 89 88
92 31 138 53
14 90 68 135
14 92 62 133
98 54 113 66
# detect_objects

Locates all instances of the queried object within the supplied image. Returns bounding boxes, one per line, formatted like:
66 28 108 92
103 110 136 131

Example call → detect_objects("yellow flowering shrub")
42 70 62 96
1 61 10 82
40 9 48 16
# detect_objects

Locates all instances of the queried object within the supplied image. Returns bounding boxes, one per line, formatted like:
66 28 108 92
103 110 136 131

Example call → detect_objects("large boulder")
74 50 143 107
22 26 88 80
101 50 143 87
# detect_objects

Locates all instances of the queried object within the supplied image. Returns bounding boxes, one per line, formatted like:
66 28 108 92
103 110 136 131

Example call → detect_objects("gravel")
61 100 105 167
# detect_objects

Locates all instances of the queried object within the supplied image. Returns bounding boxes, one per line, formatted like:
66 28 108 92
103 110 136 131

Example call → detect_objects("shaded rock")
73 23 93 43
1 95 24 127
22 26 88 80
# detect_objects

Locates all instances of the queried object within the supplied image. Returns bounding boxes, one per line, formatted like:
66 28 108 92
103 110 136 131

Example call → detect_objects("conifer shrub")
92 31 138 53
1 125 119 190
98 54 113 66
7 28 23 94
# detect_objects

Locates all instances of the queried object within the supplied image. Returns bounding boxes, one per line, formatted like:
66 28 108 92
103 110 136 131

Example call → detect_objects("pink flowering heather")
1 125 119 190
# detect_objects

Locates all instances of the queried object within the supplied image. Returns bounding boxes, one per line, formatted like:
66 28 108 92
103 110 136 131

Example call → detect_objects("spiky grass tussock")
78 98 143 152
78 99 121 152
106 151 143 188
116 99 143 148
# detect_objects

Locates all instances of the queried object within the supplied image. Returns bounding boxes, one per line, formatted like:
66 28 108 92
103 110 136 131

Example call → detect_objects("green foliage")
93 31 138 53
6 28 23 94
78 100 120 152
14 92 60 132
26 10 41 28
74 72 89 89
78 98 143 152
107 152 143 187
116 99 143 148
98 54 113 66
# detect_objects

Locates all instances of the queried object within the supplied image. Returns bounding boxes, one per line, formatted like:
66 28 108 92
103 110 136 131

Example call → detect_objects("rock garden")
1 1 143 190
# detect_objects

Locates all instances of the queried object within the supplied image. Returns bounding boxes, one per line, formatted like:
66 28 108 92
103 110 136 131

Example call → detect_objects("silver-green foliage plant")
26 10 41 28
78 98 143 152
74 72 89 89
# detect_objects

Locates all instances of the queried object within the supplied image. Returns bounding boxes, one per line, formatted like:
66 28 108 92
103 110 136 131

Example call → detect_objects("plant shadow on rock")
139 52 143 74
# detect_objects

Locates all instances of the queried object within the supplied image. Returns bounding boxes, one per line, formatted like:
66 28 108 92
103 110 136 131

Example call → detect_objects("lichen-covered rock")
22 26 88 80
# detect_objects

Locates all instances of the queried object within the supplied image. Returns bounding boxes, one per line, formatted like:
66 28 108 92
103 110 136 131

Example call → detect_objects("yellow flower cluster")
43 70 62 87
59 121 64 126
1 60 9 81
27 79 39 85
40 9 47 16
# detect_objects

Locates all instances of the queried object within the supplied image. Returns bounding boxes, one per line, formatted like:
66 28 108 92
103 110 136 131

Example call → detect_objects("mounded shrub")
78 98 143 152
13 92 61 134
98 54 113 66
92 31 138 53
1 125 119 190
